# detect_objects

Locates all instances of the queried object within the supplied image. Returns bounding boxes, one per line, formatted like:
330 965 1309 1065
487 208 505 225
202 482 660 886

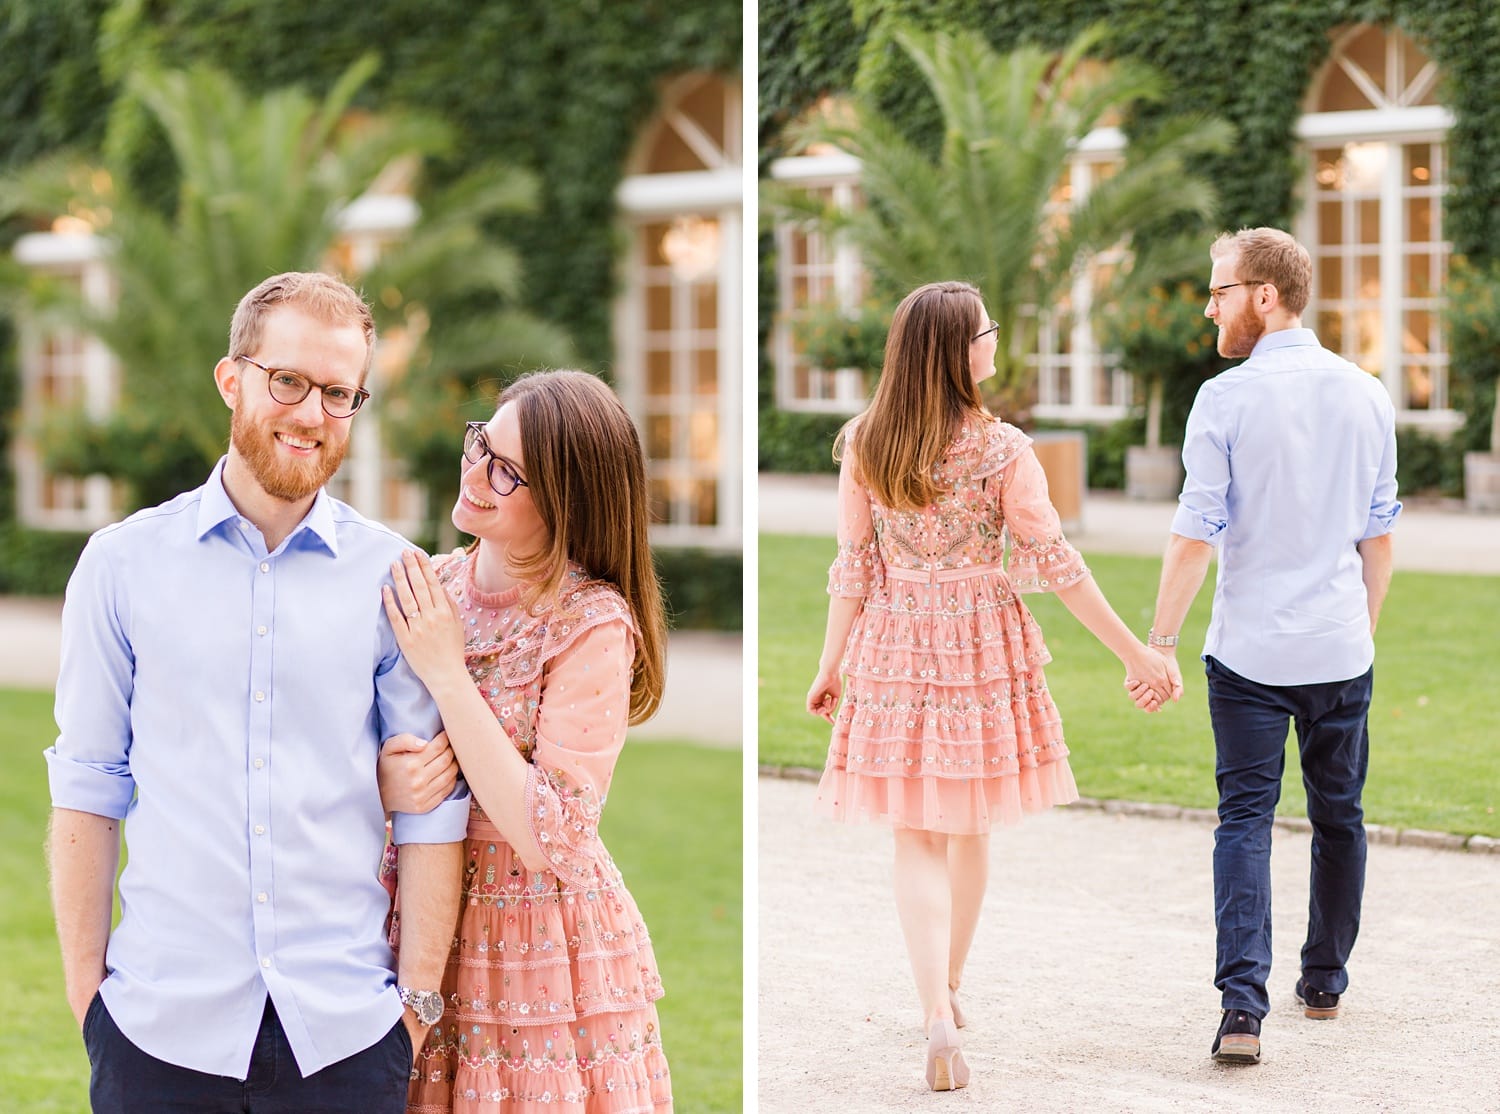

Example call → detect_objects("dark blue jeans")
83 993 412 1113
1205 656 1373 1019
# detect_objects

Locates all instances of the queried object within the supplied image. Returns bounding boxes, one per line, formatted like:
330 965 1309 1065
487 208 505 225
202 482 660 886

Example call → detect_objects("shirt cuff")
45 746 135 820
1170 502 1227 543
1362 500 1402 540
390 791 471 845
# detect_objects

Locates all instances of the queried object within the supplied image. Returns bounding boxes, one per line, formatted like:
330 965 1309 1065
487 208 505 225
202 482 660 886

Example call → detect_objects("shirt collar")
195 456 340 556
1250 326 1319 356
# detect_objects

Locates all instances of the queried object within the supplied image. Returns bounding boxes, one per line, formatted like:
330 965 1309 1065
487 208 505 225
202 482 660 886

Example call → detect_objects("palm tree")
0 58 570 515
773 24 1233 408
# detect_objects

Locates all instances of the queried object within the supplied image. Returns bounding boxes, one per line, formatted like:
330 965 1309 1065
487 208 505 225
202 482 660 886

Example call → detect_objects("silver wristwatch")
1147 628 1180 648
396 985 444 1027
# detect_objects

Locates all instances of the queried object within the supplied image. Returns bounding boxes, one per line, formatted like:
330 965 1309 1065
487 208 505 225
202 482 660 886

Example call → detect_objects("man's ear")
1256 282 1282 316
213 356 241 411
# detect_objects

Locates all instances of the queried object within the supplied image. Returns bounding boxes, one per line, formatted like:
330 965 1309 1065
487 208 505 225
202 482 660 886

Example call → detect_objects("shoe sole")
1297 997 1340 1020
1212 1034 1262 1064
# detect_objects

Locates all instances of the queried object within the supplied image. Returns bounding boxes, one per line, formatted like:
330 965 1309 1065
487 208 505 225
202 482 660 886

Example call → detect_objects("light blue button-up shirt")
1172 328 1401 686
45 459 469 1077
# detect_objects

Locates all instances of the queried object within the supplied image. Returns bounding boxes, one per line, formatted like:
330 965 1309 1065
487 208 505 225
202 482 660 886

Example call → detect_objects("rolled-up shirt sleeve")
376 619 471 845
1172 384 1231 544
1362 417 1402 539
46 536 137 819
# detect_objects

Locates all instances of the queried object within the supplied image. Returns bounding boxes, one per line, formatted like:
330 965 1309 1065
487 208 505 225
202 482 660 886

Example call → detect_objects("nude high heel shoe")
949 986 966 1029
925 1018 970 1091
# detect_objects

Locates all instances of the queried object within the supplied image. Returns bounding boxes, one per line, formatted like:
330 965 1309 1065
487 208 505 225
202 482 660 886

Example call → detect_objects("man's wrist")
1147 628 1180 649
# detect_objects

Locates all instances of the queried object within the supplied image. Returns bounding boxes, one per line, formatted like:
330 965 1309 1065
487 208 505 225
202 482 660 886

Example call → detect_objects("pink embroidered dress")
398 549 670 1114
815 418 1086 834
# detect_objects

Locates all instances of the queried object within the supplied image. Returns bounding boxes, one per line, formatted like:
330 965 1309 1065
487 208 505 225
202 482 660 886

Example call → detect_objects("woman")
805 282 1174 1091
382 370 672 1112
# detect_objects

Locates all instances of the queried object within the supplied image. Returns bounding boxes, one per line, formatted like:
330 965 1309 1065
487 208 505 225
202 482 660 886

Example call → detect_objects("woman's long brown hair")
839 281 990 510
494 370 666 725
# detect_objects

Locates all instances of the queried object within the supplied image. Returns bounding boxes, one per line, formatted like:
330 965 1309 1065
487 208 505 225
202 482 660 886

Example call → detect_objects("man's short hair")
228 272 377 380
1211 228 1312 317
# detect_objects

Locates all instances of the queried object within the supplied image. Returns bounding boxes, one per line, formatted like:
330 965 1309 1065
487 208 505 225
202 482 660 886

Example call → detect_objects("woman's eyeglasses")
462 422 528 497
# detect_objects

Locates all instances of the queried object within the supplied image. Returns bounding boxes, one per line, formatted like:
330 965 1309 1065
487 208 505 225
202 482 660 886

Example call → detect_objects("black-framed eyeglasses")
237 356 370 418
1207 281 1266 306
463 421 529 497
972 319 1000 342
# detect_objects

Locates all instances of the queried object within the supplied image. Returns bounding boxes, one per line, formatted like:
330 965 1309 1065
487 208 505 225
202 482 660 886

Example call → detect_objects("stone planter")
1031 430 1087 533
1464 451 1500 513
1125 445 1183 501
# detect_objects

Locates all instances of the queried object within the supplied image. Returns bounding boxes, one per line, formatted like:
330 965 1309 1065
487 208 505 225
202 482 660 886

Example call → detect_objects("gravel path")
757 775 1500 1112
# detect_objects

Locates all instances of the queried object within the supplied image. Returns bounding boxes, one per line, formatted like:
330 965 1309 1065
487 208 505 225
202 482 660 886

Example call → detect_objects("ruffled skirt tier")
815 563 1079 833
403 819 671 1113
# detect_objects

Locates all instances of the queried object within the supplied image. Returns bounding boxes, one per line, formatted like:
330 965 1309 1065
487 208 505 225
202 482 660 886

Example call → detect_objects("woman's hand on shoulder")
383 549 467 691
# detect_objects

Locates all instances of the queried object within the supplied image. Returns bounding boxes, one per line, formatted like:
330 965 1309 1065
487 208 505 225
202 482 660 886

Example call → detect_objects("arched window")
616 73 742 545
1299 24 1456 427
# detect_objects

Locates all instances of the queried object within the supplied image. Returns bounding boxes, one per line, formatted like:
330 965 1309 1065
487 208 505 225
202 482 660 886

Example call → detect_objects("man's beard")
230 400 348 502
1217 298 1266 359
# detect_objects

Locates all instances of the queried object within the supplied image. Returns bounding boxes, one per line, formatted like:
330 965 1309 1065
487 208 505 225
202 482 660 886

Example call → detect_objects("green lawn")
760 532 1500 838
0 690 740 1113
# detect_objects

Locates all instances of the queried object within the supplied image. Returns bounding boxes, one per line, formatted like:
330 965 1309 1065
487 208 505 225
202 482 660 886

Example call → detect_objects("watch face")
400 987 444 1026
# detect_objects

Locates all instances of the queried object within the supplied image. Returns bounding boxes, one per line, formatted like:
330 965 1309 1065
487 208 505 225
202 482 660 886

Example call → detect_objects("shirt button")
254 691 265 702
253 758 265 769
261 957 271 968
254 825 265 835
257 625 268 636
259 562 269 573
257 892 268 903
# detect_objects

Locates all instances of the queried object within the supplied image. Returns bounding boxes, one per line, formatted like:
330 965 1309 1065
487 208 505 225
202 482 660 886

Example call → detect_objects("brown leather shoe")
1211 1009 1262 1064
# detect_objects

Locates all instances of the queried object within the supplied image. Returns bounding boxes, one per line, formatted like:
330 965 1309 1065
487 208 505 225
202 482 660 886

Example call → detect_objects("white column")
1379 141 1405 408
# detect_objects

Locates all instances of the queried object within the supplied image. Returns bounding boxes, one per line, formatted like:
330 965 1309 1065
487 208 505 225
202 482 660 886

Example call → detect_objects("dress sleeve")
1000 445 1089 594
522 618 634 888
826 439 884 598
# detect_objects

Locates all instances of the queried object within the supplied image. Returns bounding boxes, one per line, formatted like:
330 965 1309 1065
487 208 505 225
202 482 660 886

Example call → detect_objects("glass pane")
679 77 728 154
1318 201 1343 245
1407 196 1432 243
1405 363 1432 409
1406 253 1432 298
1405 310 1431 355
646 414 675 460
689 411 718 464
648 476 672 525
1345 27 1386 97
1406 144 1433 186
1356 309 1382 368
642 223 670 266
1357 254 1380 299
1314 150 1342 192
1317 310 1343 351
647 349 673 396
1318 63 1374 113
694 348 717 394
1358 200 1381 243
645 285 672 332
692 478 718 527
693 282 717 331
790 232 809 267
1318 256 1342 300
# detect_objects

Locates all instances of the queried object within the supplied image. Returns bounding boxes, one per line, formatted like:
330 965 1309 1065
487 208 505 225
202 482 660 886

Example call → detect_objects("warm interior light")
659 216 720 282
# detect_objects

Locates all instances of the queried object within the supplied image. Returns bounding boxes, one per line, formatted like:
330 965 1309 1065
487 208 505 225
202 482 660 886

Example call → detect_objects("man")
45 272 468 1110
1145 228 1399 1065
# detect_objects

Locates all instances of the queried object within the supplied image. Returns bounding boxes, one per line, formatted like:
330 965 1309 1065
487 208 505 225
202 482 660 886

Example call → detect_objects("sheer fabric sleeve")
999 444 1089 594
826 439 884 598
522 619 634 888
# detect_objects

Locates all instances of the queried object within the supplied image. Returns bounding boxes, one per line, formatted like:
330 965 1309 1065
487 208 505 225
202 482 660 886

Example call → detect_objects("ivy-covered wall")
759 0 1500 472
0 1 743 620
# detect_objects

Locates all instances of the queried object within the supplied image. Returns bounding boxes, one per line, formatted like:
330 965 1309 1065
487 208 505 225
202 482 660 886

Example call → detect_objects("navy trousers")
1205 656 1373 1019
84 993 412 1113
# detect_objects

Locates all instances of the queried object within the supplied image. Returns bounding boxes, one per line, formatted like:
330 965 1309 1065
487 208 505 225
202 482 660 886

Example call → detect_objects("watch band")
396 985 445 1027
1147 628 1180 648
